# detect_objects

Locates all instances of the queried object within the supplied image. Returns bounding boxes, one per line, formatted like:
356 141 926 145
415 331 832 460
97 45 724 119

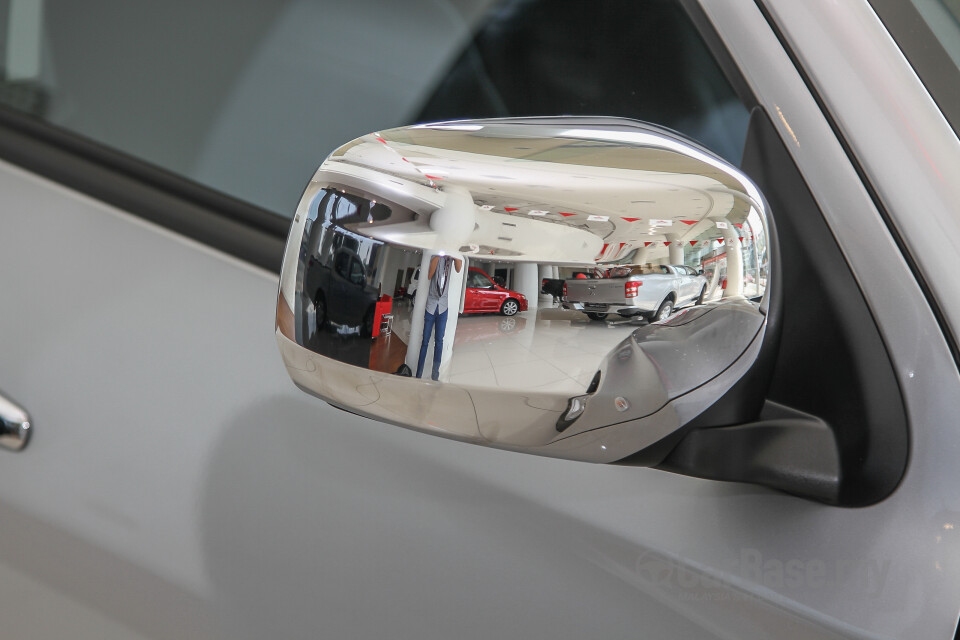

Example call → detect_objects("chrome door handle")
0 391 31 451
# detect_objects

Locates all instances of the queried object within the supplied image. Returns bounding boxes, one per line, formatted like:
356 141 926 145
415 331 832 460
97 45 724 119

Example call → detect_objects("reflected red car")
463 267 528 316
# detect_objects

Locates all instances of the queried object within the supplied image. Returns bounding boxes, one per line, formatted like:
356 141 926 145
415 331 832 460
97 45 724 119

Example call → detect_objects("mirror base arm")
653 401 841 504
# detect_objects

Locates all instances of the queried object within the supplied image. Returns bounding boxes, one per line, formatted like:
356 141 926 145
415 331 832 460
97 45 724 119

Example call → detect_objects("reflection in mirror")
277 118 772 464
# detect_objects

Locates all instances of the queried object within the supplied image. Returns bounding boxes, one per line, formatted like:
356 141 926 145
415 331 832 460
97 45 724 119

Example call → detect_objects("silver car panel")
702 0 960 635
0 0 957 638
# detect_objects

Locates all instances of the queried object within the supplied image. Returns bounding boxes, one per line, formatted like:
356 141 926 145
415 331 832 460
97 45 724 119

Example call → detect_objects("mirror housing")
275 117 827 493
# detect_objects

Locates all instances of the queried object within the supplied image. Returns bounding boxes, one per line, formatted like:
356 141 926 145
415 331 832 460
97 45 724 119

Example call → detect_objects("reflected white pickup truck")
562 264 708 322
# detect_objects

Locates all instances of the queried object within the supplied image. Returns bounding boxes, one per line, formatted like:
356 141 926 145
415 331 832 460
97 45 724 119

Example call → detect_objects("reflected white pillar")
667 235 684 265
515 262 540 312
441 260 465 379
633 245 649 264
707 263 721 299
720 224 744 297
405 251 465 381
745 217 761 298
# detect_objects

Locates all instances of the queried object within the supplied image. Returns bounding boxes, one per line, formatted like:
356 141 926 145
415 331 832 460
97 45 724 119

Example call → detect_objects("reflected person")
417 253 463 380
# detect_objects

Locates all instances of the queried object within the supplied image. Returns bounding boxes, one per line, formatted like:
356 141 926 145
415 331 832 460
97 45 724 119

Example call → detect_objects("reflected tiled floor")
389 298 642 393
448 305 641 393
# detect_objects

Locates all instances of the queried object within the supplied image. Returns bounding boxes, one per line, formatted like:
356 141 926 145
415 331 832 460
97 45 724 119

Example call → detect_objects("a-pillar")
405 251 466 381
515 262 540 312
667 235 684 265
720 224 744 297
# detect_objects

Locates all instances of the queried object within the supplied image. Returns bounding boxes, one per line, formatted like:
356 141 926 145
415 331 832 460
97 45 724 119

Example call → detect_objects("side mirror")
276 117 833 498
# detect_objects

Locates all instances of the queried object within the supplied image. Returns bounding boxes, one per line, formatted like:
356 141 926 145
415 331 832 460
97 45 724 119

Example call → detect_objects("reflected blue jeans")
416 309 448 380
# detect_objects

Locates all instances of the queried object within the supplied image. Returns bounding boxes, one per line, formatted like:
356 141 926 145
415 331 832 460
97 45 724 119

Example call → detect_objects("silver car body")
1 0 959 638
562 264 707 317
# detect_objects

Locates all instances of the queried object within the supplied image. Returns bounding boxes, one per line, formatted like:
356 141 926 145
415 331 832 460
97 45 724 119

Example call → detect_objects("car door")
462 269 481 312
465 269 497 313
677 265 694 303
679 265 702 303
1 2 959 640
329 250 353 324
669 265 692 303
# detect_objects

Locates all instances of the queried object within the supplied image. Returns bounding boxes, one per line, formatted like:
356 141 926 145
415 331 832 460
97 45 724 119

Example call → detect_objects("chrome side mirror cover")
277 117 774 466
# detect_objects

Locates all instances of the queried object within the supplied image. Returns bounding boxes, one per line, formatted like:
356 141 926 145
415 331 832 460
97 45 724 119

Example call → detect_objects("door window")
418 0 750 165
0 0 750 217
348 258 365 286
467 271 493 289
334 252 351 279
869 0 960 134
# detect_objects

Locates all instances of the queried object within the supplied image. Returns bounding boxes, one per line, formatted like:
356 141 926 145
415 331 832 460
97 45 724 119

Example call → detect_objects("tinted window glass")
349 259 365 286
334 251 350 278
908 0 960 69
468 271 492 288
0 0 748 217
870 0 960 134
418 0 749 164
